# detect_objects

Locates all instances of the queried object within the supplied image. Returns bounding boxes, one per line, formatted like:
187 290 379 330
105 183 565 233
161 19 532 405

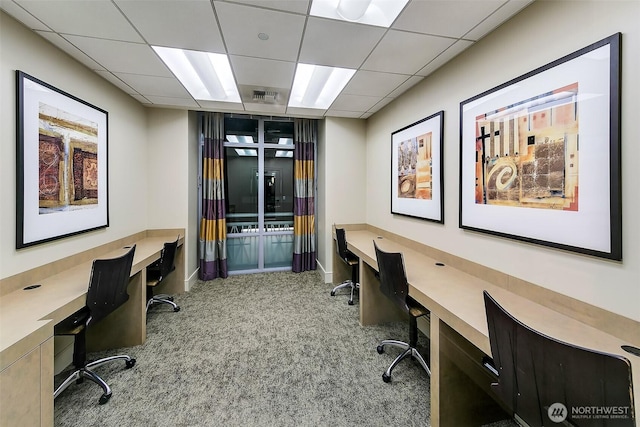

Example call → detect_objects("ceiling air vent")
252 90 278 103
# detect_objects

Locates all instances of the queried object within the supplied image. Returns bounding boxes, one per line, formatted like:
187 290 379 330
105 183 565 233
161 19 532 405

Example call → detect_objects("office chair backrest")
157 237 179 281
86 245 136 326
374 241 409 313
335 227 349 260
483 290 635 427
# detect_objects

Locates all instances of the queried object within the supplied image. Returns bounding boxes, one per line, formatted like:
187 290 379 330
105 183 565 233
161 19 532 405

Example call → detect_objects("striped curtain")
199 112 228 280
292 118 317 273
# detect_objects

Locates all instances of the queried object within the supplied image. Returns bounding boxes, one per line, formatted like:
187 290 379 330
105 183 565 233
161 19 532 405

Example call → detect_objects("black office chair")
483 290 635 427
374 241 430 383
53 246 137 405
146 237 180 312
330 227 359 305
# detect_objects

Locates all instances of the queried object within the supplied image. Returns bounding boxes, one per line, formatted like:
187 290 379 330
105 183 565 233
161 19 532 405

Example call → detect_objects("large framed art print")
391 111 444 223
16 71 109 248
459 33 621 260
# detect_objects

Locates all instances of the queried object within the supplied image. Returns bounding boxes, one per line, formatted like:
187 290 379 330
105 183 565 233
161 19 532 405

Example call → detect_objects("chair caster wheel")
330 291 336 296
99 393 112 405
382 373 391 383
348 300 354 305
174 306 181 312
125 359 136 369
377 345 384 354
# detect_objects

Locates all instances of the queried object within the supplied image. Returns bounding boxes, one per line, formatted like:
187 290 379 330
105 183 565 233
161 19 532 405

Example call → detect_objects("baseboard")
185 268 199 292
316 260 332 284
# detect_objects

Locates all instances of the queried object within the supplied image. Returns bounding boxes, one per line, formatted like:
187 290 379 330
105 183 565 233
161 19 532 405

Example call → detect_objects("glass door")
223 115 294 273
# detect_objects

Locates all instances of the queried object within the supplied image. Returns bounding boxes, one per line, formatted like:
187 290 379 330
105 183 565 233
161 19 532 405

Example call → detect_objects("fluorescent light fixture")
310 0 408 27
278 138 293 145
288 63 355 110
152 46 241 103
276 150 293 158
226 135 255 144
234 149 257 156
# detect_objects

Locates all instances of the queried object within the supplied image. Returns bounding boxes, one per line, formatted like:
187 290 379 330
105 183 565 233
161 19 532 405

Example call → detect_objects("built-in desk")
0 230 184 427
334 226 640 426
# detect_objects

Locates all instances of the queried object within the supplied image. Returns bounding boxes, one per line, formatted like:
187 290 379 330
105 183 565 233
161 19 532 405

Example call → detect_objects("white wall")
0 11 149 279
317 117 367 281
365 0 640 320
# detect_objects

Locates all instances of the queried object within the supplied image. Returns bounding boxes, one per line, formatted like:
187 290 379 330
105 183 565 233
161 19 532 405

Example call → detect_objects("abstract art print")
17 71 109 248
391 111 444 223
459 34 621 260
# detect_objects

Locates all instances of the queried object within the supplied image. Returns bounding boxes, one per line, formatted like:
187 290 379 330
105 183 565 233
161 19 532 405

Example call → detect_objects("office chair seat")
54 246 137 405
374 242 430 383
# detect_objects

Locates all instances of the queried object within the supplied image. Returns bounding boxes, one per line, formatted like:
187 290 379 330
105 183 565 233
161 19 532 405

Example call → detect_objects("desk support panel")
87 271 146 352
359 262 404 326
431 315 507 427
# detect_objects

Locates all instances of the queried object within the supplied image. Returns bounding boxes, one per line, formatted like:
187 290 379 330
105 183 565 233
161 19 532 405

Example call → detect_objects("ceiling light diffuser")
310 0 408 27
153 46 241 103
288 63 355 110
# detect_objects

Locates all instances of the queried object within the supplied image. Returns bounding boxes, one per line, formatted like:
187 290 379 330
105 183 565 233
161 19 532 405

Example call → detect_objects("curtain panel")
292 118 317 273
199 112 228 280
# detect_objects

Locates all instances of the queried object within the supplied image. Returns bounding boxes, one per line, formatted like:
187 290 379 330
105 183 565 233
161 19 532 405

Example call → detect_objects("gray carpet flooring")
54 270 517 427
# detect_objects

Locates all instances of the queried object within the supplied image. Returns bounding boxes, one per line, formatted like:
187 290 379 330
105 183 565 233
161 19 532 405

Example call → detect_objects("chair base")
330 280 360 305
54 354 136 404
146 294 180 312
377 339 430 382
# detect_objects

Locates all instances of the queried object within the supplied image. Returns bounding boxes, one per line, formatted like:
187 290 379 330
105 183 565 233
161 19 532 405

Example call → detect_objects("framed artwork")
391 111 444 223
459 33 621 260
16 71 109 248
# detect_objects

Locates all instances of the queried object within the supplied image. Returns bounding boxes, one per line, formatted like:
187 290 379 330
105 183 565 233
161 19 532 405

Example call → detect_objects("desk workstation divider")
333 224 640 427
0 229 184 427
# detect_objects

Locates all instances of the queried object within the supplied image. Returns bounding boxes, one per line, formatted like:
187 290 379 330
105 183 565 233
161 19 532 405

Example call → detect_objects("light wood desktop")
0 230 184 427
333 226 640 427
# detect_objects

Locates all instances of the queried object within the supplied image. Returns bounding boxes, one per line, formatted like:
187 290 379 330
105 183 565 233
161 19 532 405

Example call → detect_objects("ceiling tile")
331 94 381 112
230 56 295 89
393 0 504 39
0 0 50 30
94 70 137 94
387 75 423 98
325 110 364 118
35 31 105 71
63 35 173 77
197 100 246 112
362 30 455 74
285 107 326 118
114 0 225 52
298 17 386 69
416 39 474 77
15 0 142 42
130 93 151 104
242 103 287 115
465 0 534 41
214 1 306 62
367 97 395 114
224 0 310 14
146 96 200 108
342 71 410 97
114 73 192 98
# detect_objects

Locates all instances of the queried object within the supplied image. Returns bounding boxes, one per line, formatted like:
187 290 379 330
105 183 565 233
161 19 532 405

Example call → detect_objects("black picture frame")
16 71 109 248
391 111 444 223
459 33 621 260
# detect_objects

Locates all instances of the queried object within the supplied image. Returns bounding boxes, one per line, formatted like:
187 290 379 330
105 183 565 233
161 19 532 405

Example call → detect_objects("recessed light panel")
310 0 409 27
153 46 241 103
288 63 356 110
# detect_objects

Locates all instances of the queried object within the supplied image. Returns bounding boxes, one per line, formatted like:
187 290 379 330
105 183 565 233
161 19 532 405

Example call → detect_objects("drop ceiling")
1 0 533 119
